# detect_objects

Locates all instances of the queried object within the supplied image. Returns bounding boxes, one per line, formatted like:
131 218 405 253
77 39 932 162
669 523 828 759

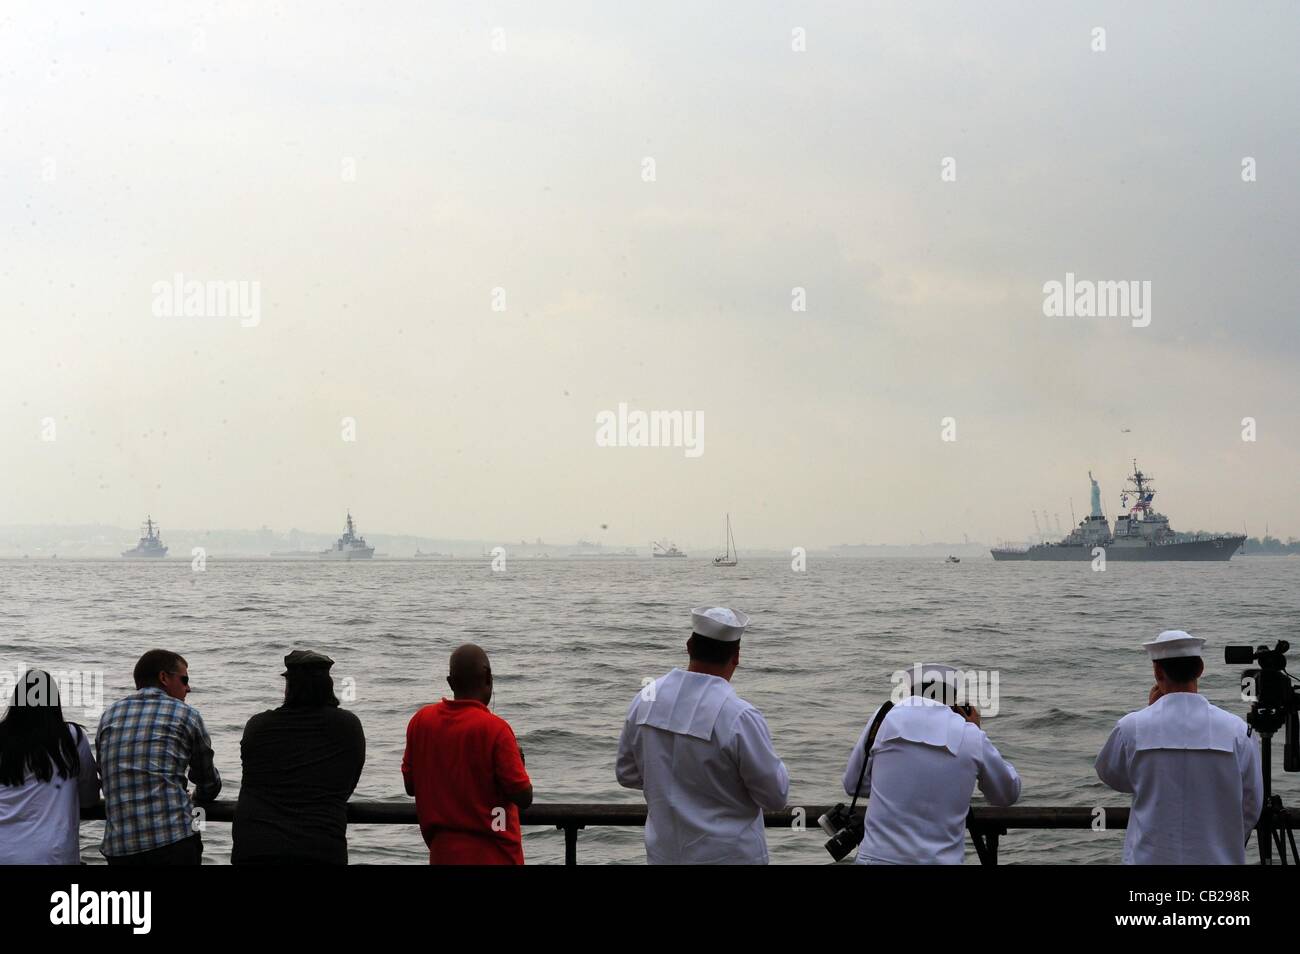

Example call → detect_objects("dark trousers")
106 834 203 866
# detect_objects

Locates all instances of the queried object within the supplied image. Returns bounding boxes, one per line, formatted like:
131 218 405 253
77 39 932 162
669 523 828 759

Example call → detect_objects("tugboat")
122 517 169 558
991 461 1246 561
652 540 687 558
320 512 375 560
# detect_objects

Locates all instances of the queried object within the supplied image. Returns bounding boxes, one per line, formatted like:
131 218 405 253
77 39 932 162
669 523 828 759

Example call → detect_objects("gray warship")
991 462 1245 561
320 511 375 560
122 516 169 558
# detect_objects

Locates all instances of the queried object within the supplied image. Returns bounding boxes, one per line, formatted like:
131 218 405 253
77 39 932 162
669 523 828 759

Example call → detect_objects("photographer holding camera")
827 663 1020 864
1095 630 1263 864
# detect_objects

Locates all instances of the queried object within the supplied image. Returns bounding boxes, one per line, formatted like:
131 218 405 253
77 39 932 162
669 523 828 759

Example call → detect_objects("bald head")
447 644 492 703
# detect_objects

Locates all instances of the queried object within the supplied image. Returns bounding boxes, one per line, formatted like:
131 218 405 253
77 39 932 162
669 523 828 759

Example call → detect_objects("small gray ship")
122 516 169 558
320 511 375 560
652 539 686 558
991 462 1245 562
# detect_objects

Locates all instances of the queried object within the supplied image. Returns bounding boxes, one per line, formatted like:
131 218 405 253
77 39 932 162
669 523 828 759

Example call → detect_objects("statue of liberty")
1088 471 1103 517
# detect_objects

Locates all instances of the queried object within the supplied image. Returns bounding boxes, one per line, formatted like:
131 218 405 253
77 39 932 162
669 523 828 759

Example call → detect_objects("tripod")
1251 726 1298 865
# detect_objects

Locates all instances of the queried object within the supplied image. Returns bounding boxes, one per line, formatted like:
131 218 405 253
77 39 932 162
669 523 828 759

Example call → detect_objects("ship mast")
1126 459 1156 515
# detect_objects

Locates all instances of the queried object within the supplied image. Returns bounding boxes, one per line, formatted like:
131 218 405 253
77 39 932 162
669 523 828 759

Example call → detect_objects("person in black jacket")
233 650 365 864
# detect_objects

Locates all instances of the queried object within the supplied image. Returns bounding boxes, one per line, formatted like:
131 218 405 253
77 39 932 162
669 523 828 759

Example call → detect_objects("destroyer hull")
991 536 1245 561
121 549 169 558
320 548 374 560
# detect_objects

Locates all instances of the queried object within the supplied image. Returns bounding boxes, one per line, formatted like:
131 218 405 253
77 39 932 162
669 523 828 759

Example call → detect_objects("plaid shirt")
95 687 222 857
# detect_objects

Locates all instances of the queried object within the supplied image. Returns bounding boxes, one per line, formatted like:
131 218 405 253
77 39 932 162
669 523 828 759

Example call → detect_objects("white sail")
713 514 738 567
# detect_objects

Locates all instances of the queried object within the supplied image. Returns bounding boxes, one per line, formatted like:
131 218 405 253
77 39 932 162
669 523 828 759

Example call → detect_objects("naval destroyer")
121 517 169 558
320 512 375 560
991 462 1245 561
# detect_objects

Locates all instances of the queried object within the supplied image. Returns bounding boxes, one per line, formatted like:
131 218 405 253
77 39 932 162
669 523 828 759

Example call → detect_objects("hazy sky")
3 1 1297 547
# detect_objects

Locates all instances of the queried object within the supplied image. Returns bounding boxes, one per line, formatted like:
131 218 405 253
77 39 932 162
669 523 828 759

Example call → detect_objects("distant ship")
946 556 960 563
991 462 1246 561
320 512 375 560
652 540 686 558
570 540 637 558
122 517 168 559
712 514 738 567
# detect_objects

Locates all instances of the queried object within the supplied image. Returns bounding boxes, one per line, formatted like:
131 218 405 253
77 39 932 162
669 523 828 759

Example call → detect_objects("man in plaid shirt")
96 649 221 864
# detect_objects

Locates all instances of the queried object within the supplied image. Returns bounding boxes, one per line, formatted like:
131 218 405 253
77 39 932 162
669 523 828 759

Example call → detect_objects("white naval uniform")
615 668 790 864
841 696 1021 865
1095 691 1263 864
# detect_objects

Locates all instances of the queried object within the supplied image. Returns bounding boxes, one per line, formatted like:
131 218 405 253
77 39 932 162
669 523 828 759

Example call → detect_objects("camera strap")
848 701 894 811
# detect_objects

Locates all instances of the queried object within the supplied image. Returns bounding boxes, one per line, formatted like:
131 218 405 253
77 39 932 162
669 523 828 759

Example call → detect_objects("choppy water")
1 556 1296 865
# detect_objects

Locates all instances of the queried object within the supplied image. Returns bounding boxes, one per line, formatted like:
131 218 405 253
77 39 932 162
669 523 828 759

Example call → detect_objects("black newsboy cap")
282 649 336 675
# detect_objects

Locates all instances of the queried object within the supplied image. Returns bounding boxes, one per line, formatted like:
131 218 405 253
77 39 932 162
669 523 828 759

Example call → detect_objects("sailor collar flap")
636 669 735 740
873 696 966 756
1133 692 1237 752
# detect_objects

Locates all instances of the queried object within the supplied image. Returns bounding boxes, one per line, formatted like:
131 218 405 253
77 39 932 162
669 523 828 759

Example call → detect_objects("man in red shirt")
401 644 533 864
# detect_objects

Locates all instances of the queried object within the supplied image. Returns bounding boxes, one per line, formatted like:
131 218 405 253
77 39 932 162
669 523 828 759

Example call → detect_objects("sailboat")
712 514 738 567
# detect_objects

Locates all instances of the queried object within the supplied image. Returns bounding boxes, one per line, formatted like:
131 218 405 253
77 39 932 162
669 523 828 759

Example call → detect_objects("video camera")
1225 640 1298 771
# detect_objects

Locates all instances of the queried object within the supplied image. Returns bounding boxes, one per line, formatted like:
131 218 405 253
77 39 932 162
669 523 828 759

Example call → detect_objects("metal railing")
77 801 1300 864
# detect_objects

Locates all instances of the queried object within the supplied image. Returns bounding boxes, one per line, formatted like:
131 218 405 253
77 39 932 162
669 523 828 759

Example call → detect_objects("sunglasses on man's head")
165 671 189 685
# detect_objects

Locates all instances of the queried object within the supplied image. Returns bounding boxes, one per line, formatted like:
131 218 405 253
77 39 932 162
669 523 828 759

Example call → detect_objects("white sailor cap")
1142 630 1206 661
691 606 750 642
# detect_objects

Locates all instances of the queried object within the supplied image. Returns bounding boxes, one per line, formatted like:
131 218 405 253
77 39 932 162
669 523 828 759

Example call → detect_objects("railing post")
984 830 1001 865
560 823 583 865
968 821 1005 865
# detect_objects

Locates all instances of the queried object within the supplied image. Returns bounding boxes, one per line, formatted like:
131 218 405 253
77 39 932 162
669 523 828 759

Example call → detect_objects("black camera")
1226 640 1299 771
818 803 864 862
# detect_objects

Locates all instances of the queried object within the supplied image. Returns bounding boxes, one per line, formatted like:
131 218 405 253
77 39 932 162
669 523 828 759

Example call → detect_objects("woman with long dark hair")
0 670 100 864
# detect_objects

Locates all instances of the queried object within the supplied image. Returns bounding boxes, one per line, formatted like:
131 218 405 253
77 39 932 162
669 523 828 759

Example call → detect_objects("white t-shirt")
0 723 99 864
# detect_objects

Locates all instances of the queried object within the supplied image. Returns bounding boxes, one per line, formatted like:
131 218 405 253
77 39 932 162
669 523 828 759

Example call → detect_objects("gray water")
2 556 1296 865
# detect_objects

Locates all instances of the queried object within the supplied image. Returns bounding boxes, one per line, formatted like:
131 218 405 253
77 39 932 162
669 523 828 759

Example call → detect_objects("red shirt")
401 699 531 865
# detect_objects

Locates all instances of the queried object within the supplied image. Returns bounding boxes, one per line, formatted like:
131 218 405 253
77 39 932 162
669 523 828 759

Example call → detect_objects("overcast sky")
2 1 1296 547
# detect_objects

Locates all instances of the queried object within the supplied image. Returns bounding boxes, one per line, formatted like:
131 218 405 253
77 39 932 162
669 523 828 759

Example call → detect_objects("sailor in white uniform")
615 606 790 864
841 663 1021 864
1095 630 1263 864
